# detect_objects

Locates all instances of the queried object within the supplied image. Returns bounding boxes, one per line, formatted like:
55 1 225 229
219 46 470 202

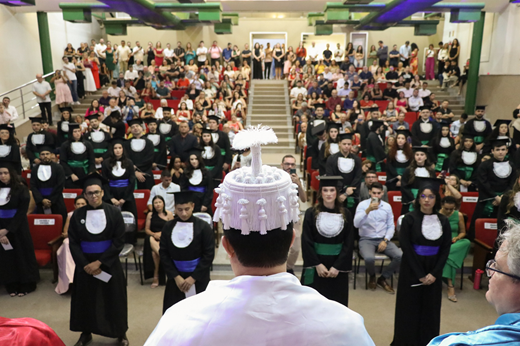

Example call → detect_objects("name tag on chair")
34 219 55 226
484 223 497 230
462 197 478 203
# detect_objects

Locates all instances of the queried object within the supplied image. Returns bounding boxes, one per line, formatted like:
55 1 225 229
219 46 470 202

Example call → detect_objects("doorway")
250 32 287 80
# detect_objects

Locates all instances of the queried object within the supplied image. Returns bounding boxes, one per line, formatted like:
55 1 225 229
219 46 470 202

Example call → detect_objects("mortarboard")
29 117 43 124
128 119 144 128
412 146 431 154
207 115 220 123
338 132 353 141
317 175 343 189
395 129 411 138
417 176 444 192
167 190 195 205
493 119 511 128
475 105 486 111
77 172 109 190
311 122 326 136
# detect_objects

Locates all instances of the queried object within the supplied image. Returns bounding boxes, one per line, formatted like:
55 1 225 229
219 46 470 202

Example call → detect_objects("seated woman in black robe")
432 121 455 172
301 176 354 307
448 133 480 192
482 119 516 159
0 124 22 175
144 195 174 288
318 123 340 175
0 161 39 297
386 129 412 191
57 107 73 147
180 150 213 214
200 128 223 185
168 155 183 186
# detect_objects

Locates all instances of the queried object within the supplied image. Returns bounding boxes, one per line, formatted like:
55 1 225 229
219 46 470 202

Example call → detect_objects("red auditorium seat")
376 172 387 185
152 170 162 185
22 170 31 188
472 218 497 280
28 214 63 283
460 192 479 229
62 189 83 213
405 112 418 125
387 191 402 226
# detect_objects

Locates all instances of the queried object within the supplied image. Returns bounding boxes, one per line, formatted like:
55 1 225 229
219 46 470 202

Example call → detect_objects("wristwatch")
384 238 390 243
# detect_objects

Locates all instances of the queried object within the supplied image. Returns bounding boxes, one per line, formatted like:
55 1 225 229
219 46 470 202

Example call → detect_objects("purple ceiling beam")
97 0 179 26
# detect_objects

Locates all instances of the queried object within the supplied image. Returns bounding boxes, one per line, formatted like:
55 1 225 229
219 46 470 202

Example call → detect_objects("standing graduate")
400 146 436 215
463 105 492 152
26 117 55 169
325 133 363 212
144 118 167 170
386 129 412 191
60 123 96 189
83 114 111 170
102 110 126 139
207 115 232 171
448 132 480 192
301 176 354 307
468 139 516 240
309 122 328 171
29 146 67 223
411 106 438 147
318 123 339 175
57 107 73 146
365 119 387 172
101 139 137 223
201 127 223 183
126 119 155 190
0 124 22 175
68 173 128 346
482 119 516 158
160 190 214 313
0 161 39 297
180 149 213 213
359 108 381 153
392 179 452 346
432 121 455 172
158 107 178 143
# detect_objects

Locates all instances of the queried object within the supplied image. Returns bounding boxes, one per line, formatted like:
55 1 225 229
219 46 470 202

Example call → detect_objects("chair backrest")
133 190 151 226
62 189 83 213
193 212 213 226
28 214 63 251
306 156 313 173
376 172 387 185
22 170 31 188
311 170 320 192
475 218 497 248
387 191 402 226
152 170 162 186
121 211 136 233
405 112 418 125
460 192 479 229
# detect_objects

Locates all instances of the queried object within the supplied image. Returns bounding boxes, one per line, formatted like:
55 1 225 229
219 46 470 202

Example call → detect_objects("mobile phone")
290 168 296 175
371 197 379 204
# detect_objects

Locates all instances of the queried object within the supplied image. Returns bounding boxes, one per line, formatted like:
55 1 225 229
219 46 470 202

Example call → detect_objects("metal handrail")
0 72 56 98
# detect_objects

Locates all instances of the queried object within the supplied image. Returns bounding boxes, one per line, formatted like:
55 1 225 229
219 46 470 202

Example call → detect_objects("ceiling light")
278 15 284 18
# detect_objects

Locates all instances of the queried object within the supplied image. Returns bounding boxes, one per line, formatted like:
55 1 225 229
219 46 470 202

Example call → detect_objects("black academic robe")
30 162 67 223
68 203 127 338
57 121 70 146
202 145 223 181
126 137 155 190
433 136 455 172
325 152 363 211
168 133 199 163
483 136 517 158
60 140 96 188
386 150 410 191
301 206 353 307
305 118 325 146
469 158 516 239
158 120 179 143
497 192 520 238
464 118 492 145
180 169 213 213
318 141 339 176
411 119 438 146
26 131 55 168
0 184 39 292
448 149 480 188
359 120 373 151
392 210 452 346
400 166 436 215
0 142 22 175
83 130 111 168
211 130 231 165
146 132 167 168
366 131 386 172
159 215 215 313
101 159 137 223
309 137 325 171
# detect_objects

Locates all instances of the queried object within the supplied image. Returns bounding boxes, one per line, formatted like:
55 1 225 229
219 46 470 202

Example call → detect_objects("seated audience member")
408 89 424 112
359 170 389 202
122 80 137 99
441 60 461 90
107 81 121 98
343 91 356 111
383 82 398 101
98 90 111 107
144 128 375 346
450 113 467 138
338 82 352 98
397 82 413 99
385 66 399 80
2 97 19 121
307 81 322 96
439 100 455 119
155 80 171 99
428 222 520 346
418 82 432 100
354 182 401 293
154 99 169 119
124 65 138 82
391 112 410 130
359 66 373 82
147 170 181 214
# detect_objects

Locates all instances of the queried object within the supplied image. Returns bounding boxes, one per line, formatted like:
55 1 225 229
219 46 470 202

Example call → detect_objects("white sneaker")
75 101 81 105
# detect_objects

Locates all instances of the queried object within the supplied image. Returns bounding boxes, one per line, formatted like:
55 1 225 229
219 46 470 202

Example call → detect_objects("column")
37 11 53 76
464 11 485 115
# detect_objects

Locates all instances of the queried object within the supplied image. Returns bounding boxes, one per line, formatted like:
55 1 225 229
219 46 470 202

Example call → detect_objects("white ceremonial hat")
213 125 300 235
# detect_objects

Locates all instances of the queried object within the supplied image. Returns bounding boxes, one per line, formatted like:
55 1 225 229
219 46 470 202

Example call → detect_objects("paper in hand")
2 240 13 251
411 283 424 287
94 271 112 283
185 284 196 298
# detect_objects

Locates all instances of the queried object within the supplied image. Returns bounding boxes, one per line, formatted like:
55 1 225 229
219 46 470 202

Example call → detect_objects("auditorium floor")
1 252 498 346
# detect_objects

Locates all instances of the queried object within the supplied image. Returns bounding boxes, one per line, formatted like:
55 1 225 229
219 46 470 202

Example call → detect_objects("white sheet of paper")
185 284 196 298
94 271 112 283
411 283 424 287
2 240 13 251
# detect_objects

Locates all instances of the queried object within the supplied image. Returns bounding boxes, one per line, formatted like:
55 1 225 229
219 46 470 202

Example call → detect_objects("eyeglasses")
86 191 102 198
486 259 520 281
420 194 435 200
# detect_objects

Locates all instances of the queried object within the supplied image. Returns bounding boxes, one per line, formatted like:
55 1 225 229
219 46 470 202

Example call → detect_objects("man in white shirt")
196 41 208 68
31 74 53 125
122 80 137 98
117 40 132 75
408 89 424 112
323 67 333 81
124 65 138 82
354 182 401 293
62 56 79 105
154 99 169 120
418 82 432 99
107 81 121 98
336 74 350 91
397 82 414 99
290 81 307 100
163 43 174 64
144 128 375 346
334 43 343 62
337 82 352 98
104 98 121 118
95 38 107 65
132 41 144 64
307 42 319 65
147 170 180 213
2 97 18 121
180 95 193 110
399 41 411 67
450 113 467 137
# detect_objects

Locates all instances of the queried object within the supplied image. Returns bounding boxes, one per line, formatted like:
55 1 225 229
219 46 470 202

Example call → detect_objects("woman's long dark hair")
202 132 217 149
407 155 435 184
413 186 441 213
505 174 520 215
108 142 131 169
314 186 347 219
388 134 413 163
167 154 180 171
184 153 208 178
485 124 510 144
1 165 24 196
152 195 167 217
454 137 477 165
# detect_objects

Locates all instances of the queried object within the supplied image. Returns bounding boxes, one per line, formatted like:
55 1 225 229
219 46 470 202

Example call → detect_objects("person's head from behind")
369 182 384 200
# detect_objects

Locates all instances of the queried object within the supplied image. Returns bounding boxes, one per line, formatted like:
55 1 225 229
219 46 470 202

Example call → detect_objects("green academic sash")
68 160 89 174
220 148 226 157
435 153 449 172
93 148 107 154
421 140 429 145
409 188 419 212
474 136 484 144
457 166 473 181
303 242 343 285
483 193 502 217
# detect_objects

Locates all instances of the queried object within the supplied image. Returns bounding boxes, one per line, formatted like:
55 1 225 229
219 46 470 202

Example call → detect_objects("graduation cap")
59 107 73 114
475 105 486 111
370 119 386 131
188 147 203 157
419 106 431 111
412 146 431 154
207 115 220 123
86 114 101 122
0 124 14 133
327 122 341 132
201 127 212 134
128 119 144 128
491 138 509 149
29 117 44 123
38 146 54 154
493 119 511 128
395 129 411 138
77 172 109 190
0 159 17 171
68 123 80 134
416 176 444 192
144 117 158 125
109 110 121 118
338 132 353 142
439 120 452 128
311 121 326 136
317 175 343 189
162 106 172 114
167 190 195 205
369 107 380 113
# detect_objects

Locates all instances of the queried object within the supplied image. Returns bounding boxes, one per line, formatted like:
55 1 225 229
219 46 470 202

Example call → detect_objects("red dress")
91 60 101 89
154 48 164 67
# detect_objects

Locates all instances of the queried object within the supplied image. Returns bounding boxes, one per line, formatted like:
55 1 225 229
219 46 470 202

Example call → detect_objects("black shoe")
287 268 295 276
118 334 129 346
74 332 92 346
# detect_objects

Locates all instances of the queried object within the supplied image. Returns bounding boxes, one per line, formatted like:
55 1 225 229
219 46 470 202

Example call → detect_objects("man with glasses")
359 170 388 202
428 223 520 345
68 173 128 346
